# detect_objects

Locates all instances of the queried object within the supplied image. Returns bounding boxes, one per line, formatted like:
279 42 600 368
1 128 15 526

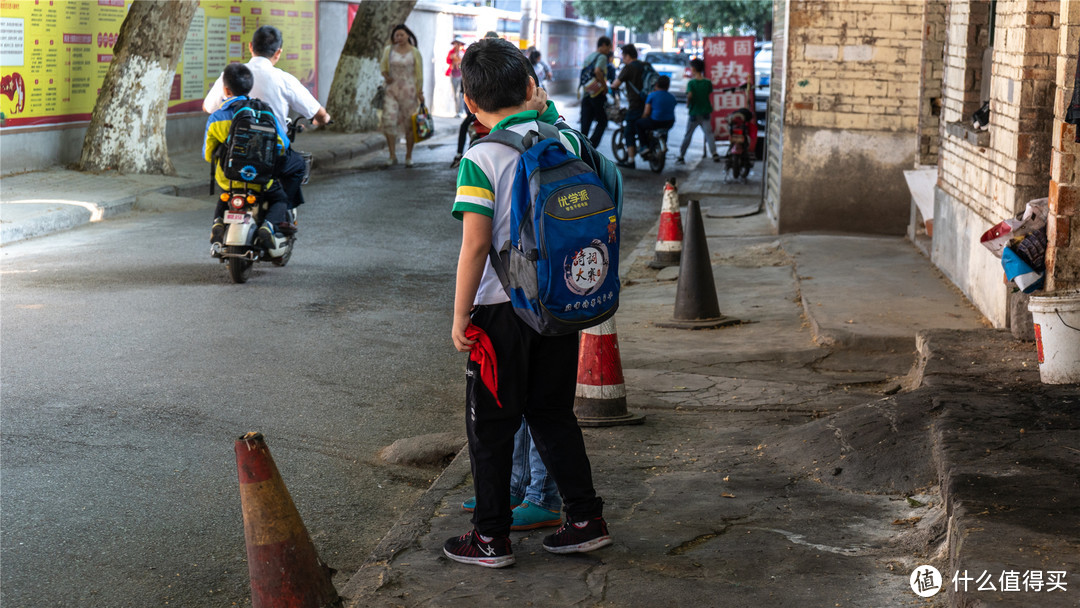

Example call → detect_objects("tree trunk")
326 0 417 133
78 0 198 174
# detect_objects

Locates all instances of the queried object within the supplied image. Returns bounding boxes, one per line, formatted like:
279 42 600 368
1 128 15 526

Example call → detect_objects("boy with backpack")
677 58 721 164
446 37 613 568
204 63 292 248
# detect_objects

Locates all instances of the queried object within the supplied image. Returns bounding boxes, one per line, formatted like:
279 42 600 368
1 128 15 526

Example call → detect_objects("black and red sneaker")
542 517 612 554
443 530 515 568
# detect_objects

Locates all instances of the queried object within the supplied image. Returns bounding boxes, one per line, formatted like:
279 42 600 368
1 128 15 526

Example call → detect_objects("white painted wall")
931 186 1008 327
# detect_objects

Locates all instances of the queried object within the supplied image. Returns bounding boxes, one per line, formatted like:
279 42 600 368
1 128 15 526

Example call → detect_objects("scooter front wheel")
611 128 628 164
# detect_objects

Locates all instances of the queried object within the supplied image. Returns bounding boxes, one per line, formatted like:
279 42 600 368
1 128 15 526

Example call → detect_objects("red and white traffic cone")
574 318 645 427
648 177 682 269
235 432 341 608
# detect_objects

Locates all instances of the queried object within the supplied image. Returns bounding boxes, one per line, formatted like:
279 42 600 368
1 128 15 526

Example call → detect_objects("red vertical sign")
703 36 755 140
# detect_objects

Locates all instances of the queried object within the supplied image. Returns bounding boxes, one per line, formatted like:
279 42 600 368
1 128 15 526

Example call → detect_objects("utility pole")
519 0 535 50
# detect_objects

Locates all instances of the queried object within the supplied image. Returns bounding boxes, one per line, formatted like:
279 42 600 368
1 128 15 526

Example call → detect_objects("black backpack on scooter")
212 98 280 191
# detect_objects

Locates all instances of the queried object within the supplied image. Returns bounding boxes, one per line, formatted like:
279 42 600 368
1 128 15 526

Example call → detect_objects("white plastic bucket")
1028 289 1080 384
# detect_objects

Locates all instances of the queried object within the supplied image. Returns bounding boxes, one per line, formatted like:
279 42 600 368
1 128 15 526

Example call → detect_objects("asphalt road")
0 109 682 607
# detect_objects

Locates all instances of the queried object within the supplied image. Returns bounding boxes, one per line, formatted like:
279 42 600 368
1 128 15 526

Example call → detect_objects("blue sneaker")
511 501 562 531
462 494 523 512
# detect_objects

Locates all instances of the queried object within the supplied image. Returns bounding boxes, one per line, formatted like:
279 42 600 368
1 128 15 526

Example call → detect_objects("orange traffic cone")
648 178 683 269
573 318 645 427
235 432 341 608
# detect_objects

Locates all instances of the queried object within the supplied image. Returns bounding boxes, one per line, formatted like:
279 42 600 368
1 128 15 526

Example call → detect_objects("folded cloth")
465 325 502 408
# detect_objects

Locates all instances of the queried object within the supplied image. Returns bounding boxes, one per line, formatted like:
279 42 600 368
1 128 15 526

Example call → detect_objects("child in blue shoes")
461 418 563 531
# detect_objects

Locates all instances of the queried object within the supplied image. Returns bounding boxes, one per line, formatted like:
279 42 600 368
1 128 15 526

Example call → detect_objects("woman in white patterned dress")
380 24 424 168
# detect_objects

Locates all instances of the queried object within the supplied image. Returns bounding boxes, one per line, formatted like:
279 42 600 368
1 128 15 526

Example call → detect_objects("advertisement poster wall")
702 35 754 140
0 0 317 128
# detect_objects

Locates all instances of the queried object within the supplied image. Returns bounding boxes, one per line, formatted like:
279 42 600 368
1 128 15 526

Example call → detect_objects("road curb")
338 446 472 605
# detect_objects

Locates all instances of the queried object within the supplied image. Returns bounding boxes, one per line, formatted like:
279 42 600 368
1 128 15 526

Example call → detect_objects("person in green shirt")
677 58 721 164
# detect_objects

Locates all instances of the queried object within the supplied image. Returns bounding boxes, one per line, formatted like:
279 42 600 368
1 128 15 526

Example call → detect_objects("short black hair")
251 26 282 58
656 75 670 90
621 44 637 59
461 38 531 113
529 50 541 63
597 36 611 48
690 58 705 74
223 63 253 96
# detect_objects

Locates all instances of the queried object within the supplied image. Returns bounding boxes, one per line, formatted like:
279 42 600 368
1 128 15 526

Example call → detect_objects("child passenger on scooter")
204 63 292 248
636 75 676 161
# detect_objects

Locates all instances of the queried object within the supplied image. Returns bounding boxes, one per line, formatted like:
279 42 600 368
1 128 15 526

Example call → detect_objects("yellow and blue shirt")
203 95 290 191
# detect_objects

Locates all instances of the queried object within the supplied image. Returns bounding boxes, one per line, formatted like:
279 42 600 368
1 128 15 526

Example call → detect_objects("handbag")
412 102 433 141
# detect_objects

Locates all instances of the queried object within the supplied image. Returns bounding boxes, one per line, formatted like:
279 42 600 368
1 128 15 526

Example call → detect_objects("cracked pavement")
339 205 975 607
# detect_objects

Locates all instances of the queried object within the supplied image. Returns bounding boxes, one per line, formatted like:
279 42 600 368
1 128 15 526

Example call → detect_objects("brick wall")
1047 0 1080 290
784 0 924 133
938 0 1058 225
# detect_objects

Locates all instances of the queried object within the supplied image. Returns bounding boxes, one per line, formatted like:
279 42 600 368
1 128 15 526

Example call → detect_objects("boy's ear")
463 94 479 115
524 76 536 102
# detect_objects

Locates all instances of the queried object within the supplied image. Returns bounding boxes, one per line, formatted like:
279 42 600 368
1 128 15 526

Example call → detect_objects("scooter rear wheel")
226 247 252 283
648 142 666 173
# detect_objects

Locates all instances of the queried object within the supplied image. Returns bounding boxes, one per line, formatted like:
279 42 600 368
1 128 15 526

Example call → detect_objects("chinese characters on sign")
702 35 754 139
0 0 317 128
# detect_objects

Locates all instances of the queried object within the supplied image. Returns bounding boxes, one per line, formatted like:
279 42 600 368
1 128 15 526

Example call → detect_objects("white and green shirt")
453 109 583 306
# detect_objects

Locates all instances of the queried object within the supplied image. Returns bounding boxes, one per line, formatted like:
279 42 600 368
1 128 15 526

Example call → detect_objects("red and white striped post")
574 318 644 427
649 177 682 269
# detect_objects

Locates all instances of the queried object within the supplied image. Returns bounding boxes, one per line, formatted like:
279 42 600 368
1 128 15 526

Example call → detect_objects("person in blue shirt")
635 75 677 161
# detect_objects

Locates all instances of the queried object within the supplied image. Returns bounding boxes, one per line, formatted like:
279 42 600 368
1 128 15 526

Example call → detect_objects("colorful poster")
702 35 754 140
0 0 317 128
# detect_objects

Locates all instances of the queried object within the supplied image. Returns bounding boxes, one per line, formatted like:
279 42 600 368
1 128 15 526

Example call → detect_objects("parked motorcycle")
724 108 754 183
210 118 314 284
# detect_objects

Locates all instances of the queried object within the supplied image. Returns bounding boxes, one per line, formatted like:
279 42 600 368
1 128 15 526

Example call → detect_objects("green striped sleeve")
452 157 495 220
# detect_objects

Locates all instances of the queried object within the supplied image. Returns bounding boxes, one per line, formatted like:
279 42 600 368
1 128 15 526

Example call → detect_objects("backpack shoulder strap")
470 128 527 153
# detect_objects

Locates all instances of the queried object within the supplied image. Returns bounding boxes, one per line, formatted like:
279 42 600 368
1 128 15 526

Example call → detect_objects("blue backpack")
479 123 620 336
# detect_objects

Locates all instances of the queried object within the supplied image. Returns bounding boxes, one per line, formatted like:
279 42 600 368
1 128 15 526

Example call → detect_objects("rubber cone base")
648 252 680 269
654 315 742 330
576 410 646 427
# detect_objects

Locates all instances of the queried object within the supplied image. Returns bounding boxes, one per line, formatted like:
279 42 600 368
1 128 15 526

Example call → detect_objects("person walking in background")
380 24 424 168
579 36 613 148
446 37 466 117
449 31 501 169
529 49 553 91
677 58 721 164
